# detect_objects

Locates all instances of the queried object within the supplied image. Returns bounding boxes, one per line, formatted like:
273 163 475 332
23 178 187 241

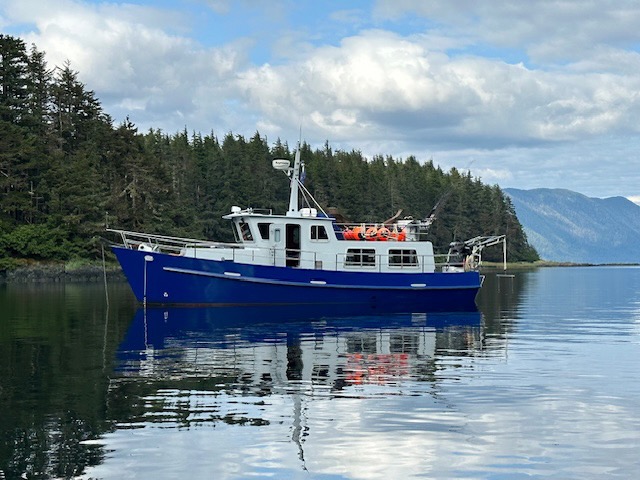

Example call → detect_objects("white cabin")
180 207 437 274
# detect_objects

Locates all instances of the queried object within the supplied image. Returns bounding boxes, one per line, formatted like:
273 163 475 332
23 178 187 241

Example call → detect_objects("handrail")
108 229 471 272
107 228 238 252
334 221 431 242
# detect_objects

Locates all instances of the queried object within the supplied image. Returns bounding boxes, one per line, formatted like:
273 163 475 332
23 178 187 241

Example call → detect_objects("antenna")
287 141 302 215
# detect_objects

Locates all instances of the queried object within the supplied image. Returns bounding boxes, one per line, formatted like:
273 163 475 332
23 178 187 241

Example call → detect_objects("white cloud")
5 0 253 132
2 0 640 197
235 28 640 153
373 0 640 65
472 167 513 184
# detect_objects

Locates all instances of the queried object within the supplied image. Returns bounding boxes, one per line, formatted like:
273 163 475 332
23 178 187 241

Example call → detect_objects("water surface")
1 267 640 479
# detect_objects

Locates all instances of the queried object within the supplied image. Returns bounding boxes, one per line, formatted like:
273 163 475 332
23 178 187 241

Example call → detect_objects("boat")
109 142 504 310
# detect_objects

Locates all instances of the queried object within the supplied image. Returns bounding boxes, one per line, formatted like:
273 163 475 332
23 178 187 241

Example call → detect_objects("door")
270 224 285 266
285 224 300 267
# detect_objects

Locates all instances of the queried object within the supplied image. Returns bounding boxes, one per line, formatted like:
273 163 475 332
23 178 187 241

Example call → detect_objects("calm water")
1 267 640 479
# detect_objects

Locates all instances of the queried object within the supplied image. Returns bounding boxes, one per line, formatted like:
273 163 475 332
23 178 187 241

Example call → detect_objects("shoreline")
481 260 640 270
0 261 125 284
2 259 638 284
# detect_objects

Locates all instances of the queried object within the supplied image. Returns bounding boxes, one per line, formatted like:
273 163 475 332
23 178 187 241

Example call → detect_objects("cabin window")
258 222 271 240
389 249 418 267
238 221 253 241
345 248 376 267
311 225 329 241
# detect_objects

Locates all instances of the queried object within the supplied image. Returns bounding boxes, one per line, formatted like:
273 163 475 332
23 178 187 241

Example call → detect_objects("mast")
287 142 302 216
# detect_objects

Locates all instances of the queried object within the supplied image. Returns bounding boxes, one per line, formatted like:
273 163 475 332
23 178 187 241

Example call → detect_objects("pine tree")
0 120 37 223
24 44 53 135
50 61 109 153
0 34 29 124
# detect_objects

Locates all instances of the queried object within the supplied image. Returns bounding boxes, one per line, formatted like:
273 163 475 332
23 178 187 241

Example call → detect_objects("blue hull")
112 246 481 311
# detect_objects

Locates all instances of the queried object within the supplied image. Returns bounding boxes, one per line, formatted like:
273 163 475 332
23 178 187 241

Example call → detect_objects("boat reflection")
115 305 483 398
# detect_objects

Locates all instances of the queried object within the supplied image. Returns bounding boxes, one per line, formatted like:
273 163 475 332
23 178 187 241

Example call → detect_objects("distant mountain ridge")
504 188 640 264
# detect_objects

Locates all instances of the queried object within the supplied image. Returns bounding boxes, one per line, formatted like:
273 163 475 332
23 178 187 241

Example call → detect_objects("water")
1 267 640 479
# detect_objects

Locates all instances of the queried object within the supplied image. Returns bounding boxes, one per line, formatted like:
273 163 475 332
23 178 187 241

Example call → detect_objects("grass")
481 260 640 270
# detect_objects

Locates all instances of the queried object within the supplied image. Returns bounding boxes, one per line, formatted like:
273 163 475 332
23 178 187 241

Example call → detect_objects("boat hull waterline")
113 246 481 311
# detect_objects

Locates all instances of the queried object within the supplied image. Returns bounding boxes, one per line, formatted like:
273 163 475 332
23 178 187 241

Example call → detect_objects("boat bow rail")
107 229 240 254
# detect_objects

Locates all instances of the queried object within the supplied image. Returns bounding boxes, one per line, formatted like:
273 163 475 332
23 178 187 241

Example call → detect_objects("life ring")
376 227 390 241
343 229 359 240
365 226 378 240
352 226 365 240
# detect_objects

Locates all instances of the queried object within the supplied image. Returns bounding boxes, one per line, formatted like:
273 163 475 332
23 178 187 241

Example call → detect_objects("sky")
2 0 640 202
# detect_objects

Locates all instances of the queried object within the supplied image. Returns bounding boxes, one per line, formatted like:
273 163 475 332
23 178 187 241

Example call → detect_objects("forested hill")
0 34 539 267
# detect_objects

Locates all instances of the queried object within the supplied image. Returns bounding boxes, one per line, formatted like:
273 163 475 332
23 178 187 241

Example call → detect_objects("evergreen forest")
0 34 539 269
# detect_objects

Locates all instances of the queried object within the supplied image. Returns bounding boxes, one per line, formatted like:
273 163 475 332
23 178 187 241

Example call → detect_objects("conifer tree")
0 33 539 264
0 34 29 124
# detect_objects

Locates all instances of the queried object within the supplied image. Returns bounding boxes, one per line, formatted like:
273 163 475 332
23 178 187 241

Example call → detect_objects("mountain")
504 188 640 264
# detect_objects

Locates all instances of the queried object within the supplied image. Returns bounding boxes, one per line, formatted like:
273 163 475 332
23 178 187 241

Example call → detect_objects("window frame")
257 222 271 240
388 249 419 267
311 224 329 241
345 248 377 267
238 221 254 241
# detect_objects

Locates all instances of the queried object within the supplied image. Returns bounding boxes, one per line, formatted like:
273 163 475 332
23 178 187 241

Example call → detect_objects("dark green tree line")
0 34 538 266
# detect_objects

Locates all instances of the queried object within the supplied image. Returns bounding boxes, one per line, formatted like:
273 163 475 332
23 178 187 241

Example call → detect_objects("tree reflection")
0 283 135 480
0 283 531 479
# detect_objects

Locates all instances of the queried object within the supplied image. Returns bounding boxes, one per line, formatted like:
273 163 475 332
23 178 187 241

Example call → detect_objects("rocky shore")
0 263 125 284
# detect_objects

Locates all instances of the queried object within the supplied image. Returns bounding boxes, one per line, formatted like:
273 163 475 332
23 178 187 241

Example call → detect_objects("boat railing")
434 255 467 271
107 229 239 254
109 229 474 272
324 251 470 273
334 222 431 242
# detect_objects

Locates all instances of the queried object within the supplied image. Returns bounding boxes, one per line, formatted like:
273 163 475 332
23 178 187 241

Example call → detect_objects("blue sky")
2 0 640 202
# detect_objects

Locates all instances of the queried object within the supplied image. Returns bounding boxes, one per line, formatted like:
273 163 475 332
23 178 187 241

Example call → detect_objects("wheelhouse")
218 207 436 273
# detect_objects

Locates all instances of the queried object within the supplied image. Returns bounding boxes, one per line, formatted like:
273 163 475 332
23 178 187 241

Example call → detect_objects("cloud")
373 0 640 65
4 0 253 132
2 0 640 198
7 0 640 146
237 28 640 154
